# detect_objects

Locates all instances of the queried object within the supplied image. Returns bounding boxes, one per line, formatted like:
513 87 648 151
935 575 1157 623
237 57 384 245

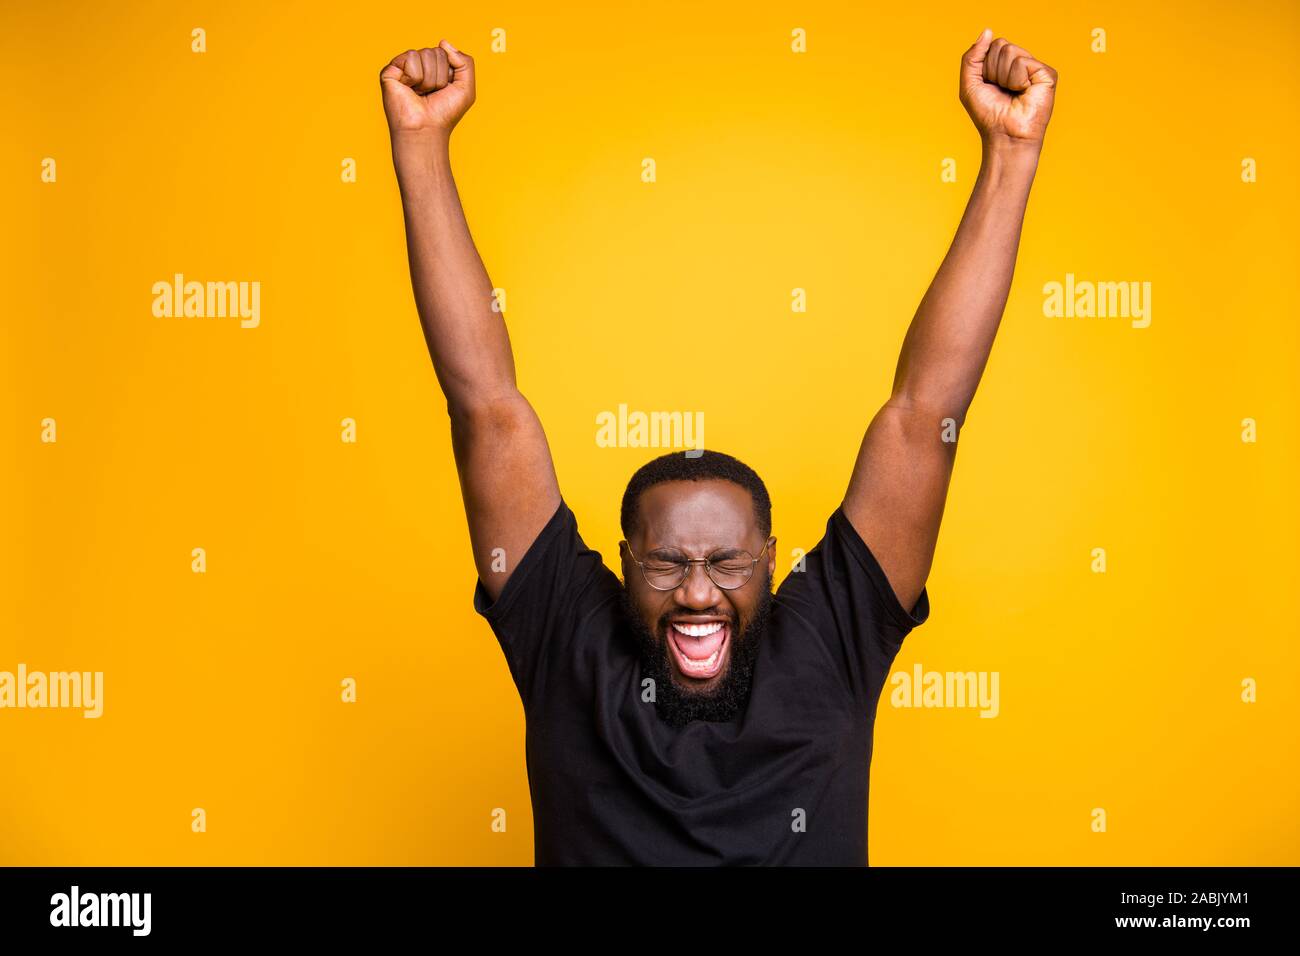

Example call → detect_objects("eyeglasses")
622 538 774 591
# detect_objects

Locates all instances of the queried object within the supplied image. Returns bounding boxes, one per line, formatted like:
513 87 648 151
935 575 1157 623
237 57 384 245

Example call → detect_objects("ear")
766 537 777 577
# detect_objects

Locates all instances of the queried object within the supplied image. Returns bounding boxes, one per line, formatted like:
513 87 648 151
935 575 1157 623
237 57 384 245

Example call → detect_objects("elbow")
446 389 532 432
886 390 971 432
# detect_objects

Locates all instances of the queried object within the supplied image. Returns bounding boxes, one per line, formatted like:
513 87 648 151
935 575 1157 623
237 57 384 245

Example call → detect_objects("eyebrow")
647 546 750 560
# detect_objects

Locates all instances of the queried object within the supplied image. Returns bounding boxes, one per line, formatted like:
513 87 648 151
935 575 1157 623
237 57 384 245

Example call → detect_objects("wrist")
391 127 453 165
978 135 1041 188
980 132 1043 165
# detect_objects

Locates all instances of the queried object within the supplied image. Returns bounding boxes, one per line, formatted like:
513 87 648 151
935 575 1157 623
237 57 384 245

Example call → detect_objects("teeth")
679 647 721 670
671 622 723 637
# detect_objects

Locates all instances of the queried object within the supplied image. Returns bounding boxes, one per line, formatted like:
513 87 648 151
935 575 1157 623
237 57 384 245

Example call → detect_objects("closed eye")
707 549 748 561
647 550 688 562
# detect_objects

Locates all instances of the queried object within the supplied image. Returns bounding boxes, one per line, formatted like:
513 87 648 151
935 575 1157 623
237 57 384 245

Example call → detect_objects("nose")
675 562 723 609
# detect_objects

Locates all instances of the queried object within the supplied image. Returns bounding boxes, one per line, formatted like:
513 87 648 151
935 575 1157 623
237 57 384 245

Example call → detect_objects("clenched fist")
380 40 476 135
960 29 1057 147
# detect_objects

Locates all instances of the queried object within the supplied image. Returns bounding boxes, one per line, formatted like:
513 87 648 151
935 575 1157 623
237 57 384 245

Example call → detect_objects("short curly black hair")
620 450 772 539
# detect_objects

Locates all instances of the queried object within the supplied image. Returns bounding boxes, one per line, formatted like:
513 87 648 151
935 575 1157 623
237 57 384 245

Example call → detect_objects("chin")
666 659 730 697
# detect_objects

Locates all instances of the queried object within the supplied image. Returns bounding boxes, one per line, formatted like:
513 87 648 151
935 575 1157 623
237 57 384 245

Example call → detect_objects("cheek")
730 596 755 625
633 591 667 629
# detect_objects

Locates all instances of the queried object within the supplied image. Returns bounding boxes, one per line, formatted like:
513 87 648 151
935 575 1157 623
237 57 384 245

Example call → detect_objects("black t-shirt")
472 498 930 865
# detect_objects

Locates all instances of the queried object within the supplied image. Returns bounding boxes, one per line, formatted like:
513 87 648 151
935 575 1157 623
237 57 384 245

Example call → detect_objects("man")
380 30 1056 864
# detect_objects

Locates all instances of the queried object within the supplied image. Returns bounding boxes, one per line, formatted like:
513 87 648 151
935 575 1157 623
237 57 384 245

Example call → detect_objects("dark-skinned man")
380 29 1056 864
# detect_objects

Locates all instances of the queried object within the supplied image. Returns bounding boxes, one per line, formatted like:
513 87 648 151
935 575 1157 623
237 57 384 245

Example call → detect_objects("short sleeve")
472 499 619 712
775 504 931 709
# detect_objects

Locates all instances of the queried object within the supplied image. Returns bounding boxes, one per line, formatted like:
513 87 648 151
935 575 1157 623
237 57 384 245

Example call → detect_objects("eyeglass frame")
621 536 775 591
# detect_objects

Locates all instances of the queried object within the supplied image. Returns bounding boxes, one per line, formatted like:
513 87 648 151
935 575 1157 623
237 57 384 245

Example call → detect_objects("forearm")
890 140 1040 423
391 130 518 412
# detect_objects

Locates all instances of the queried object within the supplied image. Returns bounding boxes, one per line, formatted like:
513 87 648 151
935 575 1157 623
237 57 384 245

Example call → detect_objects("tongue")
671 625 726 660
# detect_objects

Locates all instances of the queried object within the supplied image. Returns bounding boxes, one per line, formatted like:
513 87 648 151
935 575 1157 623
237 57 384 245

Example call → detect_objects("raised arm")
842 30 1058 613
381 41 561 600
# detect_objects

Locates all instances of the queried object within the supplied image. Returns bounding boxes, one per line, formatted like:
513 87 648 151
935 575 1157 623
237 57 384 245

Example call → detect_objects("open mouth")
666 619 731 682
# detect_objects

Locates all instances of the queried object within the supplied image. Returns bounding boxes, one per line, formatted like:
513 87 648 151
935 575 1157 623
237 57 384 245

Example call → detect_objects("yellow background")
3 0 1297 865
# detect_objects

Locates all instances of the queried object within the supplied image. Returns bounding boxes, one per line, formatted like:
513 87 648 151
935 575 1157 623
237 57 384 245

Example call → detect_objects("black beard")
618 574 774 728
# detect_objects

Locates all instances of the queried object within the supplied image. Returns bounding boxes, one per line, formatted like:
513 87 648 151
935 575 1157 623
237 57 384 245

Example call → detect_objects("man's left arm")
842 30 1058 613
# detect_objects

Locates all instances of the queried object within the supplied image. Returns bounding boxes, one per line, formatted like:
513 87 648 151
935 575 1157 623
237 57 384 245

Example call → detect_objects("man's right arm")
381 41 561 601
